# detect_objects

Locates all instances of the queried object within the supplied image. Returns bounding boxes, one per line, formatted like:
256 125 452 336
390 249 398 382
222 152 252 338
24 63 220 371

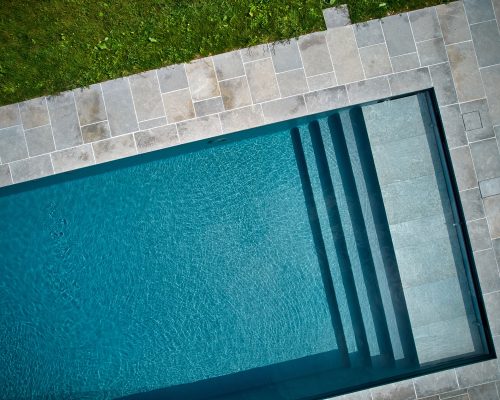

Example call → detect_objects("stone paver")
347 77 391 104
244 58 280 103
219 105 264 134
470 20 500 68
481 65 500 126
10 155 53 183
417 38 447 66
484 194 500 237
219 77 252 110
134 125 178 154
193 97 224 117
323 5 350 29
413 369 459 398
371 380 415 400
307 72 337 91
177 115 222 144
81 121 111 143
480 176 500 198
441 104 467 148
463 0 496 24
437 2 471 44
475 248 500 293
409 7 442 42
271 39 302 73
101 78 139 136
157 64 188 93
0 125 28 163
470 138 500 181
298 32 333 77
450 146 477 190
276 69 308 98
468 218 492 251
388 67 432 95
213 51 245 81
359 43 392 78
0 104 20 129
429 63 458 105
19 98 49 130
74 84 107 126
47 92 82 150
304 86 349 114
138 117 167 131
460 188 485 220
0 164 12 187
185 58 220 101
261 95 307 123
92 134 136 164
240 43 270 63
391 53 421 73
326 26 364 84
354 20 384 47
162 89 195 123
460 99 495 142
51 145 94 174
456 360 500 387
24 125 55 157
129 70 164 122
382 13 417 57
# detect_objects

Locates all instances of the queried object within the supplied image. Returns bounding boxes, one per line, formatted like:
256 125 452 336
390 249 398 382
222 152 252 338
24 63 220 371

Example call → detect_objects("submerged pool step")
291 109 419 368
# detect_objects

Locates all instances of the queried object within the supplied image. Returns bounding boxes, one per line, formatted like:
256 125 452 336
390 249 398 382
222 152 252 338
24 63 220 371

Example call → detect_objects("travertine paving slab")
81 121 111 143
219 105 264 134
10 154 53 183
244 58 280 103
219 77 252 110
134 125 178 154
177 115 222 144
185 58 220 101
162 89 195 123
92 134 136 163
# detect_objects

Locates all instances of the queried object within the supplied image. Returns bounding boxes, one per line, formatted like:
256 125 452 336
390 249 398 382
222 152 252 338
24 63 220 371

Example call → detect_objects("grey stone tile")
409 7 442 42
185 58 220 101
371 380 415 400
92 134 137 164
450 146 477 190
470 138 500 180
388 67 432 95
440 104 468 148
0 104 20 129
359 43 392 78
463 0 496 24
443 394 469 400
73 84 107 126
468 382 499 400
391 53 421 72
437 2 472 44
129 70 164 122
461 188 485 220
157 64 188 93
414 369 459 398
307 72 337 91
162 88 195 123
81 121 111 143
213 50 245 81
304 86 349 114
475 248 500 293
464 111 483 131
51 144 94 173
468 218 493 251
461 99 495 142
485 291 500 335
240 43 270 63
261 95 307 124
193 97 224 117
457 360 500 388
244 58 280 103
138 117 167 131
347 76 391 104
220 105 264 134
354 20 384 47
10 154 53 183
485 194 500 237
447 42 485 103
326 26 365 84
134 124 178 153
25 125 55 156
47 92 83 149
19 97 49 130
494 238 500 266
482 65 500 126
323 5 350 29
298 32 333 77
276 69 308 97
0 125 28 163
177 114 222 144
101 78 139 136
0 164 12 187
381 13 417 57
481 177 500 197
219 76 252 110
417 38 448 66
494 0 500 22
471 21 500 68
404 277 467 327
271 39 302 73
440 389 469 399
429 63 458 106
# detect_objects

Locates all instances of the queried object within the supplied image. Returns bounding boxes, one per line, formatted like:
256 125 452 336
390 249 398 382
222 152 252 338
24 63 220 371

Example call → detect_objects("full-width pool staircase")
122 107 420 400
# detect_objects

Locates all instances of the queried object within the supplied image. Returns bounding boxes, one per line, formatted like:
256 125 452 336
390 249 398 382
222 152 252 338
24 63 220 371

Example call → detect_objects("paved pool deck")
1 0 500 399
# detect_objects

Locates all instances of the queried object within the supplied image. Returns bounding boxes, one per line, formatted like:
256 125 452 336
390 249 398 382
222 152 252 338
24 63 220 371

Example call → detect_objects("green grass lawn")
0 0 447 106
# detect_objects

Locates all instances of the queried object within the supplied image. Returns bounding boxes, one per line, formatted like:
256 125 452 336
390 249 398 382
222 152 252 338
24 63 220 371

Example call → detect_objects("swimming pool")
0 91 494 399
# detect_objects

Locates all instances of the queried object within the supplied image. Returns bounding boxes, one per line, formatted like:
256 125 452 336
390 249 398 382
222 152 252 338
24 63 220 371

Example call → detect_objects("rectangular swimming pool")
0 91 494 399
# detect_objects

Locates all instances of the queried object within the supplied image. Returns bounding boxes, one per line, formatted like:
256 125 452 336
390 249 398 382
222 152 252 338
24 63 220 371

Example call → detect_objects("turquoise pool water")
0 92 493 399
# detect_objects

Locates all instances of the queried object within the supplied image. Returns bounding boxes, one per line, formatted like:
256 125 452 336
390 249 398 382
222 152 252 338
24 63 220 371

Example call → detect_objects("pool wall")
1 1 500 398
